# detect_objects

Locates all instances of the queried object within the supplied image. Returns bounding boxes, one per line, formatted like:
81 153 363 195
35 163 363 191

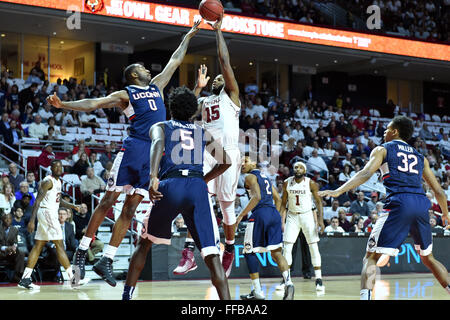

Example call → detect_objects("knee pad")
309 242 321 267
283 242 294 267
244 253 260 274
219 201 236 225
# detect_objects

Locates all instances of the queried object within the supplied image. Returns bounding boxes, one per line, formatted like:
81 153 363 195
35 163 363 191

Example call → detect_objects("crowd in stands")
1 55 450 283
150 0 450 43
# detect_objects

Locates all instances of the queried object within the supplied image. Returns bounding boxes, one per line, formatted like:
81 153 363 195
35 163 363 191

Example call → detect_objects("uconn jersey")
141 120 220 257
243 170 283 254
367 140 432 257
107 84 166 197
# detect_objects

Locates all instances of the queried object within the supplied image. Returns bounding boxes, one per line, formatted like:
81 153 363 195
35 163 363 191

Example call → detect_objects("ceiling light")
274 58 278 62
53 32 57 36
431 76 435 80
249 62 253 66
60 41 64 44
141 36 145 40
315 63 319 67
333 60 338 63
0 34 5 37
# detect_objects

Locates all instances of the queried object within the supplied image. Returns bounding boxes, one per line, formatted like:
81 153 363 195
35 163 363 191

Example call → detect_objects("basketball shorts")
203 148 241 202
366 193 432 256
140 177 221 258
35 207 63 241
107 136 150 198
243 206 283 254
283 210 320 244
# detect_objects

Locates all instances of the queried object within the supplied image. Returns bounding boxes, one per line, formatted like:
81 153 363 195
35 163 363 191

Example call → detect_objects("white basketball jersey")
40 175 62 212
200 88 240 150
286 176 313 213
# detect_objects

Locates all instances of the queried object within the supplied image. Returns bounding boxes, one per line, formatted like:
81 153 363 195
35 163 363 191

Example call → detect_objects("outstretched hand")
46 93 63 108
186 18 202 38
317 189 342 199
197 64 210 89
207 15 223 31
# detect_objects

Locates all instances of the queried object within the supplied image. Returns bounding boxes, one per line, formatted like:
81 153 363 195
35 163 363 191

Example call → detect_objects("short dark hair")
391 116 414 141
124 64 140 84
168 86 198 121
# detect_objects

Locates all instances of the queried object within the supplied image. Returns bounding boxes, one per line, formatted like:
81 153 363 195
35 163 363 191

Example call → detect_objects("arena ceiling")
0 2 449 83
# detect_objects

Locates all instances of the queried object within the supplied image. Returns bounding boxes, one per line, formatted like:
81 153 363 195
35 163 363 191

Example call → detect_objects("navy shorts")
141 177 220 257
243 206 283 254
367 193 432 256
107 136 150 197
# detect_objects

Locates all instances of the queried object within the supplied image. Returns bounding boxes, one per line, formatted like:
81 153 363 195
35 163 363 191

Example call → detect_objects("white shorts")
283 210 319 244
203 148 241 202
35 207 63 241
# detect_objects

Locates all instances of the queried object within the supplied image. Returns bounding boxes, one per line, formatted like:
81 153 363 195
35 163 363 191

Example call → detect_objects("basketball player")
122 86 231 300
174 17 241 277
236 156 294 300
319 116 450 300
276 161 325 293
46 21 201 287
18 160 83 290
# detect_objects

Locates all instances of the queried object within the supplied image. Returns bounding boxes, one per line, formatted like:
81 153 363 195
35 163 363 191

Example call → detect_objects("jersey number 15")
205 105 220 123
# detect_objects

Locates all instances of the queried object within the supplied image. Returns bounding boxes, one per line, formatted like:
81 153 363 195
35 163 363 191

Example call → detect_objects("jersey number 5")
205 105 220 123
397 152 419 174
180 129 194 150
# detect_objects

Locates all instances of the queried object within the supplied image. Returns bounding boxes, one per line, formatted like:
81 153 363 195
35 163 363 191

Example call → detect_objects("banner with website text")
2 0 449 61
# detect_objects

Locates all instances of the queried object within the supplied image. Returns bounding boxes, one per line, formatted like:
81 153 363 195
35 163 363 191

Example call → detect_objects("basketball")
199 0 223 22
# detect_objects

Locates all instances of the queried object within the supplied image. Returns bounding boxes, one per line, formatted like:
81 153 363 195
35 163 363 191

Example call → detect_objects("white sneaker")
70 276 91 289
275 279 285 291
18 278 40 290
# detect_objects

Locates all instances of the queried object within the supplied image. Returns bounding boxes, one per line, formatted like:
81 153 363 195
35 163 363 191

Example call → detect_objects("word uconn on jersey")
132 91 161 100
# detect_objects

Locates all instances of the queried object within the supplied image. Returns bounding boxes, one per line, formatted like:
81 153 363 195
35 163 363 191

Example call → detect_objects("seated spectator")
350 217 366 233
338 208 352 231
367 192 379 213
73 203 91 240
38 103 54 123
80 167 106 204
28 114 48 139
430 216 444 233
306 149 329 178
11 206 26 236
25 172 38 195
37 143 56 169
419 123 437 141
88 152 104 177
324 217 345 233
439 133 450 158
0 182 16 214
56 125 74 142
349 191 371 217
0 213 25 283
323 200 341 225
72 153 90 177
8 162 24 192
172 214 186 234
72 139 91 163
57 208 77 261
338 164 352 184
13 193 33 225
15 181 36 207
364 212 379 233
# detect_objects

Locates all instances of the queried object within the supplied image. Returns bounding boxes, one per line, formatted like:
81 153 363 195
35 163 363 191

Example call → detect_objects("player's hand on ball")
149 177 163 202
46 93 63 108
207 15 222 30
197 64 210 88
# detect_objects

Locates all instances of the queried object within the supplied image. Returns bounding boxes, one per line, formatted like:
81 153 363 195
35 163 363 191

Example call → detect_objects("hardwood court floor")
0 273 448 300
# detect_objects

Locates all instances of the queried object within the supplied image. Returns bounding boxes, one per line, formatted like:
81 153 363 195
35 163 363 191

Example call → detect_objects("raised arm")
310 179 325 233
423 158 449 226
318 146 386 198
151 20 201 92
46 90 129 112
209 17 240 106
27 179 52 234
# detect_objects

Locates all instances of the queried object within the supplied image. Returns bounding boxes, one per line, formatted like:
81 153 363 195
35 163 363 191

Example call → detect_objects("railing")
0 141 27 174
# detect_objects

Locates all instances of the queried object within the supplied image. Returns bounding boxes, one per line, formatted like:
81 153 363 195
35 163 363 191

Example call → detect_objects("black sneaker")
93 256 116 287
315 278 325 292
283 284 295 300
73 248 87 281
240 290 265 300
18 277 40 290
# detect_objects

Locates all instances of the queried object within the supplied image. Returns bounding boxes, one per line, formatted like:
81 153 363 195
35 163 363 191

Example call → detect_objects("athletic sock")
103 245 118 260
360 289 372 300
22 267 33 279
251 278 262 295
66 266 74 279
225 242 235 253
315 269 322 280
123 285 135 299
184 239 195 252
79 236 92 251
282 270 293 285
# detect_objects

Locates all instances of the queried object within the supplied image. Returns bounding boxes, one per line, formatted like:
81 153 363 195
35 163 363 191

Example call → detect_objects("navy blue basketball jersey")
250 170 275 211
124 84 166 141
380 140 425 197
159 120 205 178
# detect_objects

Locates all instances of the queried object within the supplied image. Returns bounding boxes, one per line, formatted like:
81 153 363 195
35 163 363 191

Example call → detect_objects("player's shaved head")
124 63 151 85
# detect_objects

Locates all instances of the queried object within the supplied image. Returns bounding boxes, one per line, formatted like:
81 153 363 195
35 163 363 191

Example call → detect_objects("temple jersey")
379 140 425 197
159 120 206 178
285 176 313 213
200 88 240 150
250 170 275 211
40 175 61 211
124 84 166 141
